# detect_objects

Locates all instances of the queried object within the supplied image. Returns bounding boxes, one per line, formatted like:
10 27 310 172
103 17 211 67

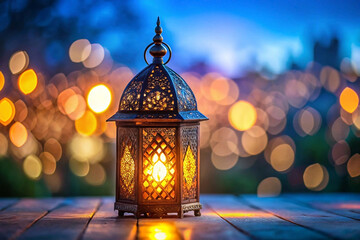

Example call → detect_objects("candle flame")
152 150 167 182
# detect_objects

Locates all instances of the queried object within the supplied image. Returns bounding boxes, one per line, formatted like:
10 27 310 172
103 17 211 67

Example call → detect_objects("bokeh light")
9 50 29 74
0 97 15 126
69 39 91 63
211 152 238 170
87 84 112 113
228 101 257 131
14 99 28 122
332 140 350 165
9 122 28 147
303 163 329 191
339 87 359 113
75 110 97 136
294 107 322 136
64 94 86 120
68 134 104 163
331 117 349 142
241 126 268 155
23 154 42 179
270 144 295 172
210 127 239 157
257 177 282 197
44 138 62 161
83 43 105 68
0 133 8 156
39 152 56 175
85 163 106 185
0 71 4 91
347 154 360 177
320 66 340 92
70 157 90 177
18 69 38 95
210 77 230 102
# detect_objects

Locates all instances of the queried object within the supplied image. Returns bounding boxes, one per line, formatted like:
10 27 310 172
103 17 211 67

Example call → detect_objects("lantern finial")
149 17 168 63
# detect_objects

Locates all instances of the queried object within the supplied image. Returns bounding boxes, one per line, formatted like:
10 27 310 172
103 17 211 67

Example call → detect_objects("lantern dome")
108 18 207 122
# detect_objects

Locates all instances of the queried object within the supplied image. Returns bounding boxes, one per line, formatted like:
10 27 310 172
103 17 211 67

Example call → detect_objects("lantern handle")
144 41 172 65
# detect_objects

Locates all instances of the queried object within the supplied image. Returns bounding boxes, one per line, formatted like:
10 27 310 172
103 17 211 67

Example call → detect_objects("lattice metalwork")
142 65 176 111
118 127 138 200
165 66 197 111
119 65 151 111
181 126 198 200
112 63 209 122
142 128 176 200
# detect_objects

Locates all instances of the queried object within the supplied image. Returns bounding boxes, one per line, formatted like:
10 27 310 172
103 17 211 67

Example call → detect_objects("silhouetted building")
313 37 340 69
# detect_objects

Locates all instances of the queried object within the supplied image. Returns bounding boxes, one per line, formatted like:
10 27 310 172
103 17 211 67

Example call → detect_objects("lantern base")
114 201 202 218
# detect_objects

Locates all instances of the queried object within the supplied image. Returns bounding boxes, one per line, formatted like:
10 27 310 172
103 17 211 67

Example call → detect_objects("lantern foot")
194 209 201 216
178 210 184 218
117 211 125 217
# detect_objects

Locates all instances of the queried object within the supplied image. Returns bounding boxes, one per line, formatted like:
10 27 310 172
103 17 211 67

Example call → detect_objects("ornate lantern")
108 18 208 218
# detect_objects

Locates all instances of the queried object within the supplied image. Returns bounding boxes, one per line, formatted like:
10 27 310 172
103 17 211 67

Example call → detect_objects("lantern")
108 17 208 218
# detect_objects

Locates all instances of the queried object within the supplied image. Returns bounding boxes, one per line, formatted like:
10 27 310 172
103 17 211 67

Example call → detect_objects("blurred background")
0 0 360 197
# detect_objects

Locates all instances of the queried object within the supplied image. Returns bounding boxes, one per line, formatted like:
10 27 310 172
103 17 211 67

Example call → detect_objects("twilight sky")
133 0 360 76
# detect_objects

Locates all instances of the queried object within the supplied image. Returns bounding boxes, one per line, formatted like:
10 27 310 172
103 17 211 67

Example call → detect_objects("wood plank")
17 197 100 240
0 198 63 239
0 198 18 211
285 193 360 221
242 195 360 240
138 201 248 240
82 197 137 240
203 195 326 240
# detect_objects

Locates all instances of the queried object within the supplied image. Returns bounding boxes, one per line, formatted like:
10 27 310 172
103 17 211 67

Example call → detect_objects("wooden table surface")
0 194 360 240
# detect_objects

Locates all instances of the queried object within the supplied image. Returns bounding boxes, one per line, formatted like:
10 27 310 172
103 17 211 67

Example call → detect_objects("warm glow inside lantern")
107 18 208 218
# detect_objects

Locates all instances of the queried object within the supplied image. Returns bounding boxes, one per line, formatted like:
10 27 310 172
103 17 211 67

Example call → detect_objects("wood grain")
1 194 360 240
286 193 360 221
17 198 100 240
203 195 326 240
0 198 62 239
0 198 18 211
138 201 249 240
242 195 360 239
83 197 137 240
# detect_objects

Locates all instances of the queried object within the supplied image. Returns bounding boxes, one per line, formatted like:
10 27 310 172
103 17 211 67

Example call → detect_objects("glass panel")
183 145 196 191
120 145 135 195
118 127 137 200
142 128 176 200
181 126 198 200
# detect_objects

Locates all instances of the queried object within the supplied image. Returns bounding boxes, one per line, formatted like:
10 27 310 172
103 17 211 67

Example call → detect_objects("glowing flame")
152 149 167 182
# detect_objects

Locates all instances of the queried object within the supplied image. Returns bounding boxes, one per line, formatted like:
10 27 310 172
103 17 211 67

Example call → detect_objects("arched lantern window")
107 17 208 218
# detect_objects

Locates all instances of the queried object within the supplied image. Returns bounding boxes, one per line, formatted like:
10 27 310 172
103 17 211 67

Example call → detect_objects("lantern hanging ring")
144 42 172 65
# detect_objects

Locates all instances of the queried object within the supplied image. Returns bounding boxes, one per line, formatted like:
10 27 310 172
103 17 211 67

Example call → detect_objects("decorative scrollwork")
181 126 198 200
182 203 202 212
118 127 138 201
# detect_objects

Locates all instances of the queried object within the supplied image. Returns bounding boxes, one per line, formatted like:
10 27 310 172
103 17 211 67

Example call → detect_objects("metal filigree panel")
141 65 176 111
165 66 197 112
181 126 198 200
142 128 176 201
118 127 138 201
119 65 151 111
